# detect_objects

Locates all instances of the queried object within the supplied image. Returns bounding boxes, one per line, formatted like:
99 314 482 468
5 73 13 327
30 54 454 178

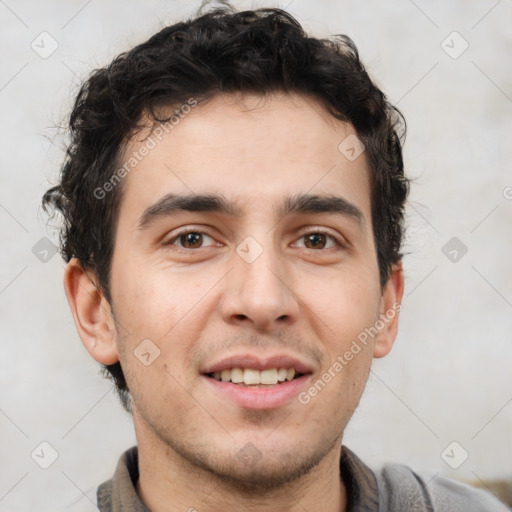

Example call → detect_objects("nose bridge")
239 234 283 291
221 230 299 329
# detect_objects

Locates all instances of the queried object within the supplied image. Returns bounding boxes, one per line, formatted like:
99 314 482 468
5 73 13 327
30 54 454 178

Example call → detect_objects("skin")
64 92 404 512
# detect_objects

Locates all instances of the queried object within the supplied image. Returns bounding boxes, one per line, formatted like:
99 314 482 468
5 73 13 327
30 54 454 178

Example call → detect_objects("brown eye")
179 232 203 248
296 231 341 250
304 233 328 249
167 231 216 250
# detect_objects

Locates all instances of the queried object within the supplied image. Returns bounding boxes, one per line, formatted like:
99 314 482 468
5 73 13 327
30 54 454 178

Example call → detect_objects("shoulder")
375 463 509 511
96 479 113 511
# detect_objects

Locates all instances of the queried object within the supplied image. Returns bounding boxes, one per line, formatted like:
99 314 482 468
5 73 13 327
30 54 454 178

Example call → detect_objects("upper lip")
201 353 314 375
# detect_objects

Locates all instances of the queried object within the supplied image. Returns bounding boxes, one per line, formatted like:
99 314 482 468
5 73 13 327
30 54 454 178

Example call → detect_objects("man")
42 3 506 511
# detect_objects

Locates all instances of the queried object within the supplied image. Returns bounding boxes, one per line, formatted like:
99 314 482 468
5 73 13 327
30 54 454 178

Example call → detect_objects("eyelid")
293 227 345 249
164 226 219 249
164 225 346 251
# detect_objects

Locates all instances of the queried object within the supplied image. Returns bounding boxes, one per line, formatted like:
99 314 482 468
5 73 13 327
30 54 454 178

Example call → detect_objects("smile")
208 367 303 386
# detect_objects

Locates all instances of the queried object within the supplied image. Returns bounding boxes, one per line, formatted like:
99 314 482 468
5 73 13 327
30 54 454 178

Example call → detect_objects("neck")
135 432 347 512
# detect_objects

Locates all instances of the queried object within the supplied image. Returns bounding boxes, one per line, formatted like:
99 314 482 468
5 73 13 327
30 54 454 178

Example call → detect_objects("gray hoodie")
95 446 508 511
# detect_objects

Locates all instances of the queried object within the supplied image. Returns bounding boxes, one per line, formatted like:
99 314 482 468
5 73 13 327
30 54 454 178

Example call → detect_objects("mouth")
206 367 305 387
200 354 313 409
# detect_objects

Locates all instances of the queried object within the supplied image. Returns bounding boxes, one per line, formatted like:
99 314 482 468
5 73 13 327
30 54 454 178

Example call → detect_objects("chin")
176 432 339 493
205 451 327 492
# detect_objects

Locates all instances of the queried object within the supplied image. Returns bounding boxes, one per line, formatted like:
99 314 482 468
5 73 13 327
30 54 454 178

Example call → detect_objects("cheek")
112 271 210 382
306 270 381 395
311 269 381 335
113 270 185 338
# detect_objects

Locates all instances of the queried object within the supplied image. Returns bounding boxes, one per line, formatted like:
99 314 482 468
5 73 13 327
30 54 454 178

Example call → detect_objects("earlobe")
373 262 404 359
63 258 119 365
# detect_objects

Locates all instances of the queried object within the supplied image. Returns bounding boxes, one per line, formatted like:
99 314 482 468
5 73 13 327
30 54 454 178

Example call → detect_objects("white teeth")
243 368 260 385
211 367 300 385
230 367 244 383
260 368 278 385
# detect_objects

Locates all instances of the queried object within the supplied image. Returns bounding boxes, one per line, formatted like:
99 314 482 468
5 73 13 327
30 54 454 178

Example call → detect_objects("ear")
63 258 119 365
373 262 404 358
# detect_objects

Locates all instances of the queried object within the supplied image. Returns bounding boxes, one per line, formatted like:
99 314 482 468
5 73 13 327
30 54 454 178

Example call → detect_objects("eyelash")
165 228 344 252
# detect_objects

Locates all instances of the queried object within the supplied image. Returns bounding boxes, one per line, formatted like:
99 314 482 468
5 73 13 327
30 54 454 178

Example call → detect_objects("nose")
220 241 300 332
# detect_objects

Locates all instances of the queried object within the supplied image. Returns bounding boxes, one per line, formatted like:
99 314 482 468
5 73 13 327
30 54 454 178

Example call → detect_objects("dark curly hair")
42 2 408 412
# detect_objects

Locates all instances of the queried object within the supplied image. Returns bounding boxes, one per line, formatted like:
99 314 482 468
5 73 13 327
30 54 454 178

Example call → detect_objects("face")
84 93 401 488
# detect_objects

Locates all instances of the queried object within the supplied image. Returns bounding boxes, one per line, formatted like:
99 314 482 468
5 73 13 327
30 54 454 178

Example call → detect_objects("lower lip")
202 374 311 410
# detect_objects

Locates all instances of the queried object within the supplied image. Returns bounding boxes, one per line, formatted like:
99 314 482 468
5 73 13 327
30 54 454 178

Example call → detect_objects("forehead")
117 92 372 227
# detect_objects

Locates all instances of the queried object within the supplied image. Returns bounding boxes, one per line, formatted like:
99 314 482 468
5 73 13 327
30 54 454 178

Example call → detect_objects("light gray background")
1 0 511 510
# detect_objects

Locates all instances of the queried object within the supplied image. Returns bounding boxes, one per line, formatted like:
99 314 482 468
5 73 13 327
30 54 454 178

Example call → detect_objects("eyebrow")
136 192 365 231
